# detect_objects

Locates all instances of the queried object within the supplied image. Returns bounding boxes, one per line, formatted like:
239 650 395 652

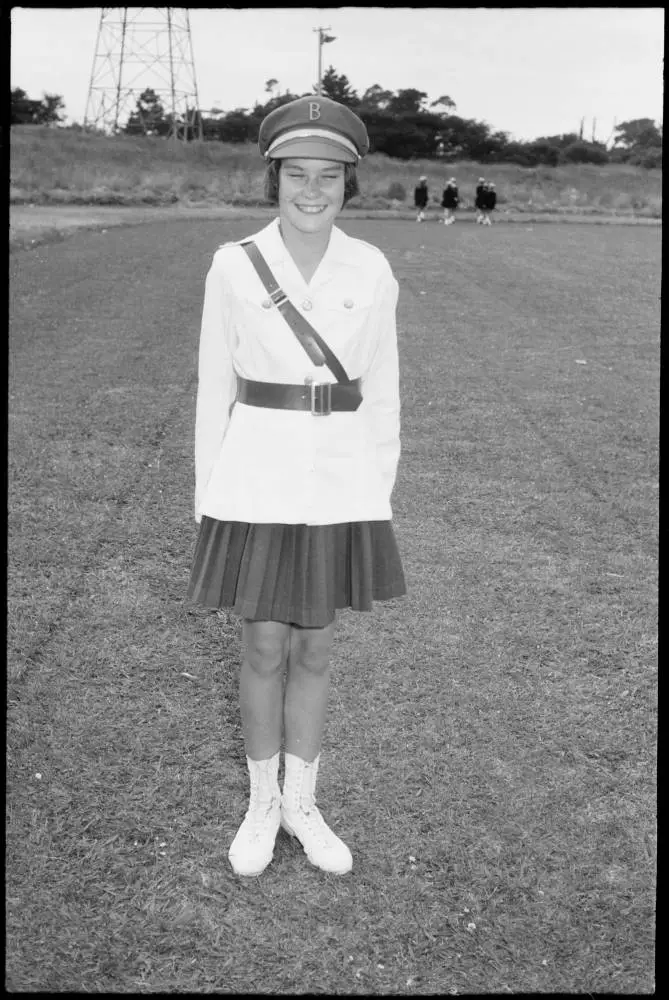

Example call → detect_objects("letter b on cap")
309 102 321 120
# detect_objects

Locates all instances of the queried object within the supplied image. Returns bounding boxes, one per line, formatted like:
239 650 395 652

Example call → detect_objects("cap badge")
308 102 321 121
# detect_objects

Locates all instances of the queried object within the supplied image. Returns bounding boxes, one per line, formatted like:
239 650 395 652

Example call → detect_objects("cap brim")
266 137 357 163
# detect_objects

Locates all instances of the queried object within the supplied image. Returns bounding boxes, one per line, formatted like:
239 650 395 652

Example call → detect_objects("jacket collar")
251 216 352 269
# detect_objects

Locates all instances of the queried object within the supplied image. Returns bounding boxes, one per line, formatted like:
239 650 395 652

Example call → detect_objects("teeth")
298 206 325 213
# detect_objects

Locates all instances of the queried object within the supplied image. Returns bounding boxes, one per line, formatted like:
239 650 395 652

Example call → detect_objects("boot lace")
242 788 280 840
294 800 343 850
241 792 279 842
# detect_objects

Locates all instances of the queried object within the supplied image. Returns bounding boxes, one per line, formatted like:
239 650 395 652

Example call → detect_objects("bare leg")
280 618 351 873
283 620 336 762
228 620 287 876
240 620 290 760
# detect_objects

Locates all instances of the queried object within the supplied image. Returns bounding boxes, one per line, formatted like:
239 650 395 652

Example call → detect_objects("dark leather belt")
236 376 362 416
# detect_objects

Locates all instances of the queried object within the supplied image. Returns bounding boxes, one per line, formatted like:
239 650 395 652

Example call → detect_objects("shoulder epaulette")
217 238 245 250
349 235 384 256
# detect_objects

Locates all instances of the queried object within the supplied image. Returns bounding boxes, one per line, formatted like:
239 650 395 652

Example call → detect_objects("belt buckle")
307 378 331 416
270 287 288 308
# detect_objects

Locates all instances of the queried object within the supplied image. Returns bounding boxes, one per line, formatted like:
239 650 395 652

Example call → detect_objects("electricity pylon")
84 7 202 139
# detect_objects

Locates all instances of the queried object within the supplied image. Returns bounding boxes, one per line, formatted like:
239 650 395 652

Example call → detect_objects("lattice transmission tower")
84 7 202 139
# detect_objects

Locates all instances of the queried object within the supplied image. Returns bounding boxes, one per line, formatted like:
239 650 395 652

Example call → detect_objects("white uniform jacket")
195 217 401 526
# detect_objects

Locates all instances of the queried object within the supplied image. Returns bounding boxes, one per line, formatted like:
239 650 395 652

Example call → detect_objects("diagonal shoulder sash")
240 239 352 384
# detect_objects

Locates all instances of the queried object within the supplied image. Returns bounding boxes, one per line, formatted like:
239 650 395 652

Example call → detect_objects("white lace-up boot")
281 753 353 874
228 752 281 876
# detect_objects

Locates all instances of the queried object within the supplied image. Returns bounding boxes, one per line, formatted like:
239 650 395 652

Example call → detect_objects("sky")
9 6 665 143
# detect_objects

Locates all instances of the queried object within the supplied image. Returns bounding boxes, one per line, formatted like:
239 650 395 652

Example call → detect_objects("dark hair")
264 158 359 205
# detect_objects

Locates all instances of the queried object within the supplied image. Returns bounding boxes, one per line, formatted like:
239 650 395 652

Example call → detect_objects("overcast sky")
10 6 664 142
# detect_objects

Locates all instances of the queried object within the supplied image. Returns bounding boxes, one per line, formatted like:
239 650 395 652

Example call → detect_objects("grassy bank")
10 125 662 218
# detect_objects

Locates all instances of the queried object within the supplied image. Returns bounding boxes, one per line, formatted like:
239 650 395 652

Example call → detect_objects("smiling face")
278 158 346 238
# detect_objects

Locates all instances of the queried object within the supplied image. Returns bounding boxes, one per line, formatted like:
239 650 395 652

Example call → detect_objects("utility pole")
313 26 336 95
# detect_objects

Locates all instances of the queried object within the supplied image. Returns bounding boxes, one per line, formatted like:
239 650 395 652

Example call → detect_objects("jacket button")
343 299 354 308
261 298 272 309
302 299 313 311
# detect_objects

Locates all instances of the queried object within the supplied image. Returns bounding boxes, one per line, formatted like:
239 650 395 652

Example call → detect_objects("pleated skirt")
186 518 406 628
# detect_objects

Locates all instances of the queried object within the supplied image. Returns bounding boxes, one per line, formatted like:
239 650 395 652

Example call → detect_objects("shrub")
560 141 609 165
528 142 560 167
629 146 662 169
386 181 406 201
608 147 631 164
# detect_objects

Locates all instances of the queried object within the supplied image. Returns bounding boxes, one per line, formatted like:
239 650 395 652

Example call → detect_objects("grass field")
7 216 658 993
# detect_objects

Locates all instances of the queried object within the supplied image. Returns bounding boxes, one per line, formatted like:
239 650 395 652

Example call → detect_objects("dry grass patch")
10 125 662 217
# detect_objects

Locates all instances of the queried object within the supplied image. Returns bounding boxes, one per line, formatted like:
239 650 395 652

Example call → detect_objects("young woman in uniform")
187 96 406 877
414 175 429 221
475 177 486 223
482 181 497 224
441 177 459 225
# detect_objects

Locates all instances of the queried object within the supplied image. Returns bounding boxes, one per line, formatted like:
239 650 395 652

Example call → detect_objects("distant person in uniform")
475 177 486 224
482 182 497 225
414 175 429 221
441 177 459 225
188 95 405 879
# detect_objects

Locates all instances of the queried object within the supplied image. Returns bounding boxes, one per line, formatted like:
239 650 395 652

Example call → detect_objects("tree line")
10 88 66 127
10 74 662 168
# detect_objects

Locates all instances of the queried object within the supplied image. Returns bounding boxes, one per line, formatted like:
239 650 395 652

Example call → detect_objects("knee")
293 634 333 677
244 629 288 679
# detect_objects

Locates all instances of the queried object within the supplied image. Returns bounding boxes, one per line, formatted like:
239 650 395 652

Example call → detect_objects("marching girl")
187 96 406 877
414 174 429 221
441 176 459 225
475 177 486 223
482 181 497 224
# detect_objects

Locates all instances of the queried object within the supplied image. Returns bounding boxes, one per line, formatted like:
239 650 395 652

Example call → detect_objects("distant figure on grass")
187 96 406 879
474 177 486 224
414 175 429 221
482 182 497 225
441 177 459 225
